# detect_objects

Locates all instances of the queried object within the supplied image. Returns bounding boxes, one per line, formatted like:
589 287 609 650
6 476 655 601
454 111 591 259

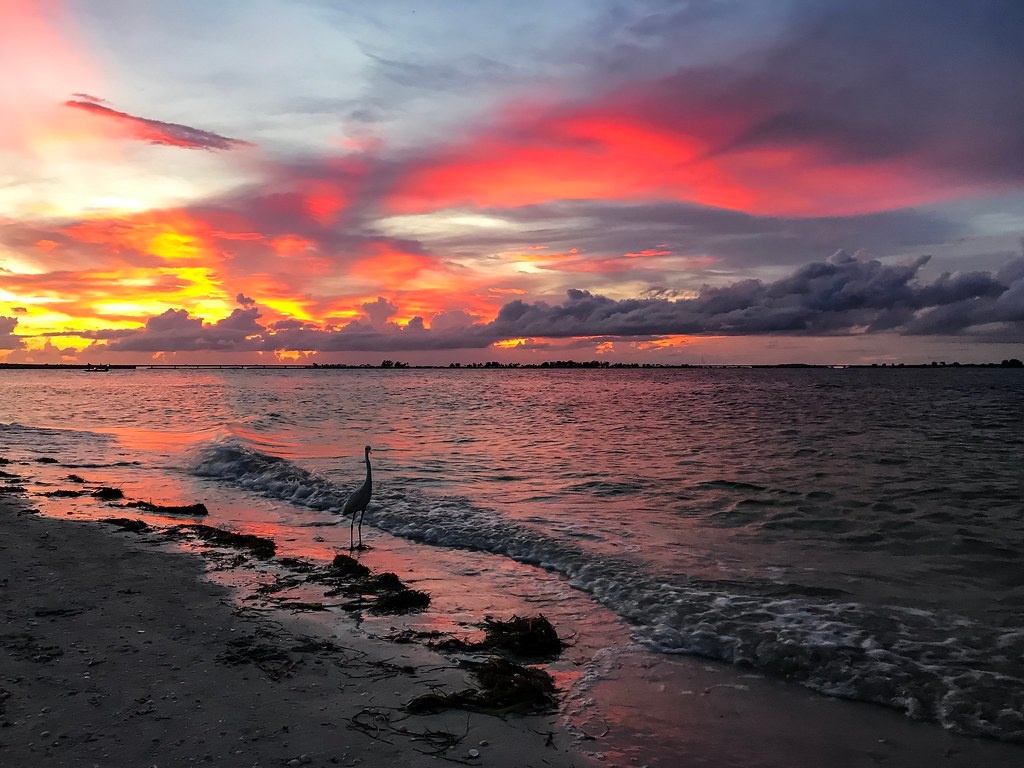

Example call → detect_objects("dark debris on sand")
166 524 276 559
100 517 150 533
42 489 87 498
400 615 567 716
406 656 559 715
125 499 207 515
39 486 125 501
327 553 370 578
217 635 298 681
92 487 125 501
299 557 432 615
434 615 563 659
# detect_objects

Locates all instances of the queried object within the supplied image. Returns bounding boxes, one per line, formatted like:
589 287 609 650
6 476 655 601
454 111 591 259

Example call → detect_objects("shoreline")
0 496 586 768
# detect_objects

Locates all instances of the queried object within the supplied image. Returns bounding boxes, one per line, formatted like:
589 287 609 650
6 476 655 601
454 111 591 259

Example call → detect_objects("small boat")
83 364 110 372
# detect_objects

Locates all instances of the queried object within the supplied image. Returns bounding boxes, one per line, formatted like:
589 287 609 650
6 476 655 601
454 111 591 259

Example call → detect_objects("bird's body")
342 445 372 549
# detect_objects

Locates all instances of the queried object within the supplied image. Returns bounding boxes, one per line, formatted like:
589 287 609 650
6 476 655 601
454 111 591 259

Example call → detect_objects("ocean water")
2 367 1023 762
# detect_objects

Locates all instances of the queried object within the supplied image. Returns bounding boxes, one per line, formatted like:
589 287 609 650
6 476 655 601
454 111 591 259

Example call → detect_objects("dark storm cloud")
104 307 264 352
65 99 252 151
261 322 492 353
485 252 1024 340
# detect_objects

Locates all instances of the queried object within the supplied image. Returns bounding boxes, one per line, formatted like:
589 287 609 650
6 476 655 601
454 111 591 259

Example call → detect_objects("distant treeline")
3 358 1021 371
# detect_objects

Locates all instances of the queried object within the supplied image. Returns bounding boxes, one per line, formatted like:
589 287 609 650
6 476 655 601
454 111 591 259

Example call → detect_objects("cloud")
0 316 24 349
4 1 1022 366
73 252 1024 355
361 296 397 328
714 0 1024 182
64 98 252 151
383 0 1024 218
103 307 263 352
484 252 1024 341
429 308 480 332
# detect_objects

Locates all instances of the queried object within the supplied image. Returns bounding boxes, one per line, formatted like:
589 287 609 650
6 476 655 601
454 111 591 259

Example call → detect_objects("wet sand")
0 498 584 768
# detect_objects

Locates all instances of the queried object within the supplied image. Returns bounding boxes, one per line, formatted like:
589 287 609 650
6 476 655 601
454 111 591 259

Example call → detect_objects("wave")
191 439 1024 742
0 421 108 439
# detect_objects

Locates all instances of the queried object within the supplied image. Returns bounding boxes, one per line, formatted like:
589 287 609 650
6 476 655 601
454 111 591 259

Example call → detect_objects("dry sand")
0 498 586 768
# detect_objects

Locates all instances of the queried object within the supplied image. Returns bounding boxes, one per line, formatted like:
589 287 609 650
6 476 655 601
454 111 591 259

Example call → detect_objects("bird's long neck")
364 451 372 485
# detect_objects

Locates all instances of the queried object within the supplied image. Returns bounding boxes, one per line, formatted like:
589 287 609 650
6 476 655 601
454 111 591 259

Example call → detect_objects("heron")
342 445 372 550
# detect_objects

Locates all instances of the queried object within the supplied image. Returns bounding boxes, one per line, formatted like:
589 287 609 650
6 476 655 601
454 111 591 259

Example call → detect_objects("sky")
1 0 1023 366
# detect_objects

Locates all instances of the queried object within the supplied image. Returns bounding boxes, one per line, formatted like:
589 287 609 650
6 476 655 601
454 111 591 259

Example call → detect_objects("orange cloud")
63 210 222 263
348 243 434 285
624 246 672 259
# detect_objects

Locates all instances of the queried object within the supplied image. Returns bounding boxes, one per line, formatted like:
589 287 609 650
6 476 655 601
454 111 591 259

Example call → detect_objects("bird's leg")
349 512 357 551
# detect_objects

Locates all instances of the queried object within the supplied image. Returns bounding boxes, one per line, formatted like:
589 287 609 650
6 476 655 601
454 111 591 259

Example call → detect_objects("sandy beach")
0 495 585 768
3 450 1024 768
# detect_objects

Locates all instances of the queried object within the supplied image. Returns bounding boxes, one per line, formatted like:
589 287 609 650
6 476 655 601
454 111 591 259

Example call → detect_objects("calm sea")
2 367 1023 762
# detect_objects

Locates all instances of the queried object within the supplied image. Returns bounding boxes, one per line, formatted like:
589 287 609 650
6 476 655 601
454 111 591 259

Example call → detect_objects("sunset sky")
2 0 1023 365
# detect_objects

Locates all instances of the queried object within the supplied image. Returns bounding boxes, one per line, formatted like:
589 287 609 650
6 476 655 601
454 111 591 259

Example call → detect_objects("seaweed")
100 517 150 533
66 474 86 483
432 615 563 659
277 557 319 572
92 487 125 501
347 707 470 757
171 524 276 558
368 571 405 590
125 499 207 515
285 601 331 612
478 615 563 657
328 553 371 577
406 657 558 715
217 636 297 680
0 485 27 494
35 457 59 464
371 588 431 614
386 628 446 644
42 489 86 498
284 558 430 615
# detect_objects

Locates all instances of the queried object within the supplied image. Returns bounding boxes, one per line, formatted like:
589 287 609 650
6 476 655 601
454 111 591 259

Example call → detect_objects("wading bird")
343 445 372 550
